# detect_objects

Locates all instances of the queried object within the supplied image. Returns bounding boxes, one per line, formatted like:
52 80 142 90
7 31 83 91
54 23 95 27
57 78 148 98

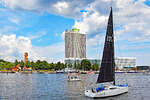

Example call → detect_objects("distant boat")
143 71 150 75
67 72 81 81
80 71 87 74
85 7 128 98
12 64 21 72
88 70 95 74
64 68 76 73
23 66 32 71
56 70 64 74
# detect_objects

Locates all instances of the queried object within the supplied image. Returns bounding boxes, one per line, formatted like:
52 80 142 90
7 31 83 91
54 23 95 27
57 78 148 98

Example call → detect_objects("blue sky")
0 0 150 65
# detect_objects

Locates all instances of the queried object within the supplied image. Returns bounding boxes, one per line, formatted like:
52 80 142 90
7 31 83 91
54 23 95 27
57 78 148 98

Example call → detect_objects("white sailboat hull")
85 85 128 98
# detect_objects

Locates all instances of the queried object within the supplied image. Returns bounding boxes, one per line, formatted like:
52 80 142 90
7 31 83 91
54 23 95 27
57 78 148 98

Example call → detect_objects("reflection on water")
0 73 150 100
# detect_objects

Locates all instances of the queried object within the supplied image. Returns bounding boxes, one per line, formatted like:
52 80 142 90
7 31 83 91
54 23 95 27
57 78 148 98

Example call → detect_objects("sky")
0 0 150 65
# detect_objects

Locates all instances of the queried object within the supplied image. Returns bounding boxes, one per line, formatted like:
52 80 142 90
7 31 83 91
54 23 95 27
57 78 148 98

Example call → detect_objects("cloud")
33 42 65 62
28 31 46 39
1 0 150 65
53 1 69 13
9 17 20 24
4 0 150 40
0 26 18 34
0 34 40 62
71 0 150 53
3 0 150 38
4 0 93 19
0 33 64 62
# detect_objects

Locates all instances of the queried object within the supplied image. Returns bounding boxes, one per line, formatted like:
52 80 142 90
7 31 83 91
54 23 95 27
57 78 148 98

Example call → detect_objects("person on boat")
96 85 105 92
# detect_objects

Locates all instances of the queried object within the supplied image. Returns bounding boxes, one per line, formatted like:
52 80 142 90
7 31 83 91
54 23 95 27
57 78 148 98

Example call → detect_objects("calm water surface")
0 73 150 100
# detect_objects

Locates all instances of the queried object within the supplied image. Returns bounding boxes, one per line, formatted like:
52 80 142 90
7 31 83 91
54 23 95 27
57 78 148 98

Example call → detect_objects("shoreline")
0 70 149 74
0 70 56 74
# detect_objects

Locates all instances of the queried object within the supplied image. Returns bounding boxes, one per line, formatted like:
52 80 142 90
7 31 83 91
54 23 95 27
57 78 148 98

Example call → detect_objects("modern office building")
65 57 136 69
65 28 86 58
115 57 136 69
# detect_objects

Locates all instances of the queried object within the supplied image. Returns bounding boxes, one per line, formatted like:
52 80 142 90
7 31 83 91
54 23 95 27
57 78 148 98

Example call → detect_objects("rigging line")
114 10 128 84
114 7 122 58
113 6 122 85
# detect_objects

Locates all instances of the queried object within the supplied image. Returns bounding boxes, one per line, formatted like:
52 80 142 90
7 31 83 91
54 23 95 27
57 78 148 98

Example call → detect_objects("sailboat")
85 7 128 98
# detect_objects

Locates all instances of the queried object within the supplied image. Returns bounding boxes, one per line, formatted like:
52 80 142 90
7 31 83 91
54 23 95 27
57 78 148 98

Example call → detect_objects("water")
0 73 150 100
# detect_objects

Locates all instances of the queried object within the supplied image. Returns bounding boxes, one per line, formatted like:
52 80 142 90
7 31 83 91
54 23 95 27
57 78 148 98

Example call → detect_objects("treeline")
0 59 99 71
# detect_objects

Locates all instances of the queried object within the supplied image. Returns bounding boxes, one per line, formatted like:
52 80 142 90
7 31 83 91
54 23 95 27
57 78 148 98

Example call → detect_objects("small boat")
67 72 81 81
56 70 64 74
88 70 95 74
80 71 87 74
143 71 150 75
85 7 128 98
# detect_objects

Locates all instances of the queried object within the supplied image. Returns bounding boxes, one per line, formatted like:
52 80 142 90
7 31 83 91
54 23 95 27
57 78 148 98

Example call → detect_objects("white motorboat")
67 72 81 81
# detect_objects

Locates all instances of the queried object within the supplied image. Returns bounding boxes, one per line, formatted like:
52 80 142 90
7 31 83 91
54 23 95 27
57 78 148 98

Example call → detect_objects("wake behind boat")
85 7 128 98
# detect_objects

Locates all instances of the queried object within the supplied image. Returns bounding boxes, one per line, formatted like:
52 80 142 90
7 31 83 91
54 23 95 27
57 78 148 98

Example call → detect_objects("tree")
14 59 19 66
4 62 14 70
26 61 32 68
81 59 91 71
91 64 99 71
19 60 24 68
73 62 77 69
68 63 72 68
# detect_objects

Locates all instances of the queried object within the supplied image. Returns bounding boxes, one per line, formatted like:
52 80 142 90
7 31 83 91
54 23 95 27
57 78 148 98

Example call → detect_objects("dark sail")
97 7 115 84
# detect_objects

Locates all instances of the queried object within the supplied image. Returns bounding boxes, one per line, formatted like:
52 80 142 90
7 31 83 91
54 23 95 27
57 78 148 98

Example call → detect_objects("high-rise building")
65 28 86 58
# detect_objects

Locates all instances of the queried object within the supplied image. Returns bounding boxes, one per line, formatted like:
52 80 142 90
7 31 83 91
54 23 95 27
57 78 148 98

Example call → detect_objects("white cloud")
28 31 46 39
0 33 65 62
33 42 65 62
53 1 69 13
3 0 150 39
0 26 18 34
3 0 93 19
9 17 20 24
72 0 150 47
0 34 40 62
2 0 150 65
5 0 40 11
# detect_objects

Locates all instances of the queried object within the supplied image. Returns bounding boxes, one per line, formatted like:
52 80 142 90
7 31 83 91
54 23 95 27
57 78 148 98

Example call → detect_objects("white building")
115 57 136 69
65 57 136 69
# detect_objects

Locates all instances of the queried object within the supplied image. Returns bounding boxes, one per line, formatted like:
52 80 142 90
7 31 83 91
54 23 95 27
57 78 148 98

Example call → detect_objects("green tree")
68 63 72 68
30 61 35 70
81 59 91 71
55 62 65 70
26 61 31 68
91 64 99 71
19 60 24 69
73 62 77 69
4 62 14 70
14 59 19 66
